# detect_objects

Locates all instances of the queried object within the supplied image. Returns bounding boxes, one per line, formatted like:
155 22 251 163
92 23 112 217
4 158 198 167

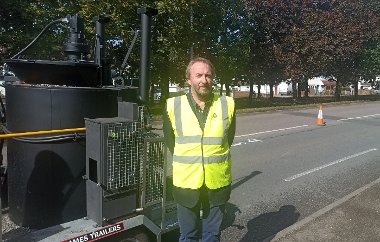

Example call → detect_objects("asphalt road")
221 101 380 242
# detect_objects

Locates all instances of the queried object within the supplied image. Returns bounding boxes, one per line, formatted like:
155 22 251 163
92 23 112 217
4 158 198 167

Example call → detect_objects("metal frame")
140 136 178 241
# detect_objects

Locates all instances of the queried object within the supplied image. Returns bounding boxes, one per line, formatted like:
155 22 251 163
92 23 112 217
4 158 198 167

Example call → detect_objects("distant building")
308 77 325 95
277 82 292 95
358 81 372 90
308 77 336 95
322 79 336 95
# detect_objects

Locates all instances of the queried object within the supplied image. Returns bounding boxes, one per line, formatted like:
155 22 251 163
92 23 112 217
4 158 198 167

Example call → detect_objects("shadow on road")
240 205 300 242
221 171 263 233
232 171 262 191
222 202 243 231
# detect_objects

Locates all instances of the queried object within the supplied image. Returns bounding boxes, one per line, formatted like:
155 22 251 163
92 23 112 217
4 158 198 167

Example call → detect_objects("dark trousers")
177 202 225 242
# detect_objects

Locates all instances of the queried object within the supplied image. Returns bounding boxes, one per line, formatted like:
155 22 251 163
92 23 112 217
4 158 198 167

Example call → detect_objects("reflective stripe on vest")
173 153 231 164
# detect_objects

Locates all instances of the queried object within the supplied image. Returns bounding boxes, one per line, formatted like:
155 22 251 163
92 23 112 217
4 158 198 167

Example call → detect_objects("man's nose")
200 75 208 83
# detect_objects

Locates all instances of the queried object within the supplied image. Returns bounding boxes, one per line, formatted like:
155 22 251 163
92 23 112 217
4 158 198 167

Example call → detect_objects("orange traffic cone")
316 104 326 126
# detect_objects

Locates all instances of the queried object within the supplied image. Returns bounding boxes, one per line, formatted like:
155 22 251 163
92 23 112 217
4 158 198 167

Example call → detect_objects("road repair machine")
1 7 178 242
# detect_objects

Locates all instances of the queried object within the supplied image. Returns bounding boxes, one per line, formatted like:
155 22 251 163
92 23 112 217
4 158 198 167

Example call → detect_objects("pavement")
271 177 380 242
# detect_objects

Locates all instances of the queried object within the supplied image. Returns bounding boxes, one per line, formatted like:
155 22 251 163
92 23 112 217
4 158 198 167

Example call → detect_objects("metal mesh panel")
104 107 146 191
105 122 141 191
142 136 166 206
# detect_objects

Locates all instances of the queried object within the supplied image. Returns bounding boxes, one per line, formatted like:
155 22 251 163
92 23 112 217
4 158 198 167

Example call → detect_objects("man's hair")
185 57 215 80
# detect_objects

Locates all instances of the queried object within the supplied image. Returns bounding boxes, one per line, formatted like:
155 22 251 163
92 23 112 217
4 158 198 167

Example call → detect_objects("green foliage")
1 0 380 99
1 1 82 60
0 1 36 61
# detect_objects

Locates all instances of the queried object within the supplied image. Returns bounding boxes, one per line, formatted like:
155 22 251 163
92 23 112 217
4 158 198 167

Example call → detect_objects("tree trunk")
159 77 170 104
225 83 230 96
219 83 224 96
292 80 297 99
257 84 261 99
354 81 358 100
297 82 301 98
304 81 309 97
335 80 342 101
149 81 155 104
269 81 274 99
249 81 254 100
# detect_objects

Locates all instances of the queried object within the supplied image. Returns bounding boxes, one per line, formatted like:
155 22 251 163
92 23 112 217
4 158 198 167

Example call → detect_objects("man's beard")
194 85 212 100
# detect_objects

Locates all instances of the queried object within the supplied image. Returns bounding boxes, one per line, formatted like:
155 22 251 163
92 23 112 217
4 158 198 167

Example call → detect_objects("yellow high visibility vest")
166 94 235 189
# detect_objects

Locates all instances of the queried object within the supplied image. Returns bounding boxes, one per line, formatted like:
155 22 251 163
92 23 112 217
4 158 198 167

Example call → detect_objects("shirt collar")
187 92 214 111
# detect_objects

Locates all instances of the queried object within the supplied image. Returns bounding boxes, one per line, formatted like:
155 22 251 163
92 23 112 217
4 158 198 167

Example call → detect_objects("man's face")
187 62 213 99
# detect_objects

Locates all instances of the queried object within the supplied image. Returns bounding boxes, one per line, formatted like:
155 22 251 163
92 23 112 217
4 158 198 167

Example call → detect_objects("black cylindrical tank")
5 84 137 229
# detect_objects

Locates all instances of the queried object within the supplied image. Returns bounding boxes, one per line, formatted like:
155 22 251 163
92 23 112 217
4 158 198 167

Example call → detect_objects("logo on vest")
212 113 217 118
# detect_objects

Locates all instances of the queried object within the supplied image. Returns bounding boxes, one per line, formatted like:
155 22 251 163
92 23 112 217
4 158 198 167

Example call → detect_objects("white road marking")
284 148 378 182
338 114 380 121
235 125 309 138
231 139 262 147
232 142 244 147
248 138 262 143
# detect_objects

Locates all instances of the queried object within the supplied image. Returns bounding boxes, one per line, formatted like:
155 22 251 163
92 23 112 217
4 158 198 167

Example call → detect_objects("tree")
211 0 251 96
302 1 378 100
246 0 379 100
360 0 380 93
0 1 50 61
79 0 145 80
245 1 293 98
1 1 83 61
4 0 379 103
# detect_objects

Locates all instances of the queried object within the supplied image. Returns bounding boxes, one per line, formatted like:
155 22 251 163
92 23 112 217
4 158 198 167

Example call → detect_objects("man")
163 57 236 242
